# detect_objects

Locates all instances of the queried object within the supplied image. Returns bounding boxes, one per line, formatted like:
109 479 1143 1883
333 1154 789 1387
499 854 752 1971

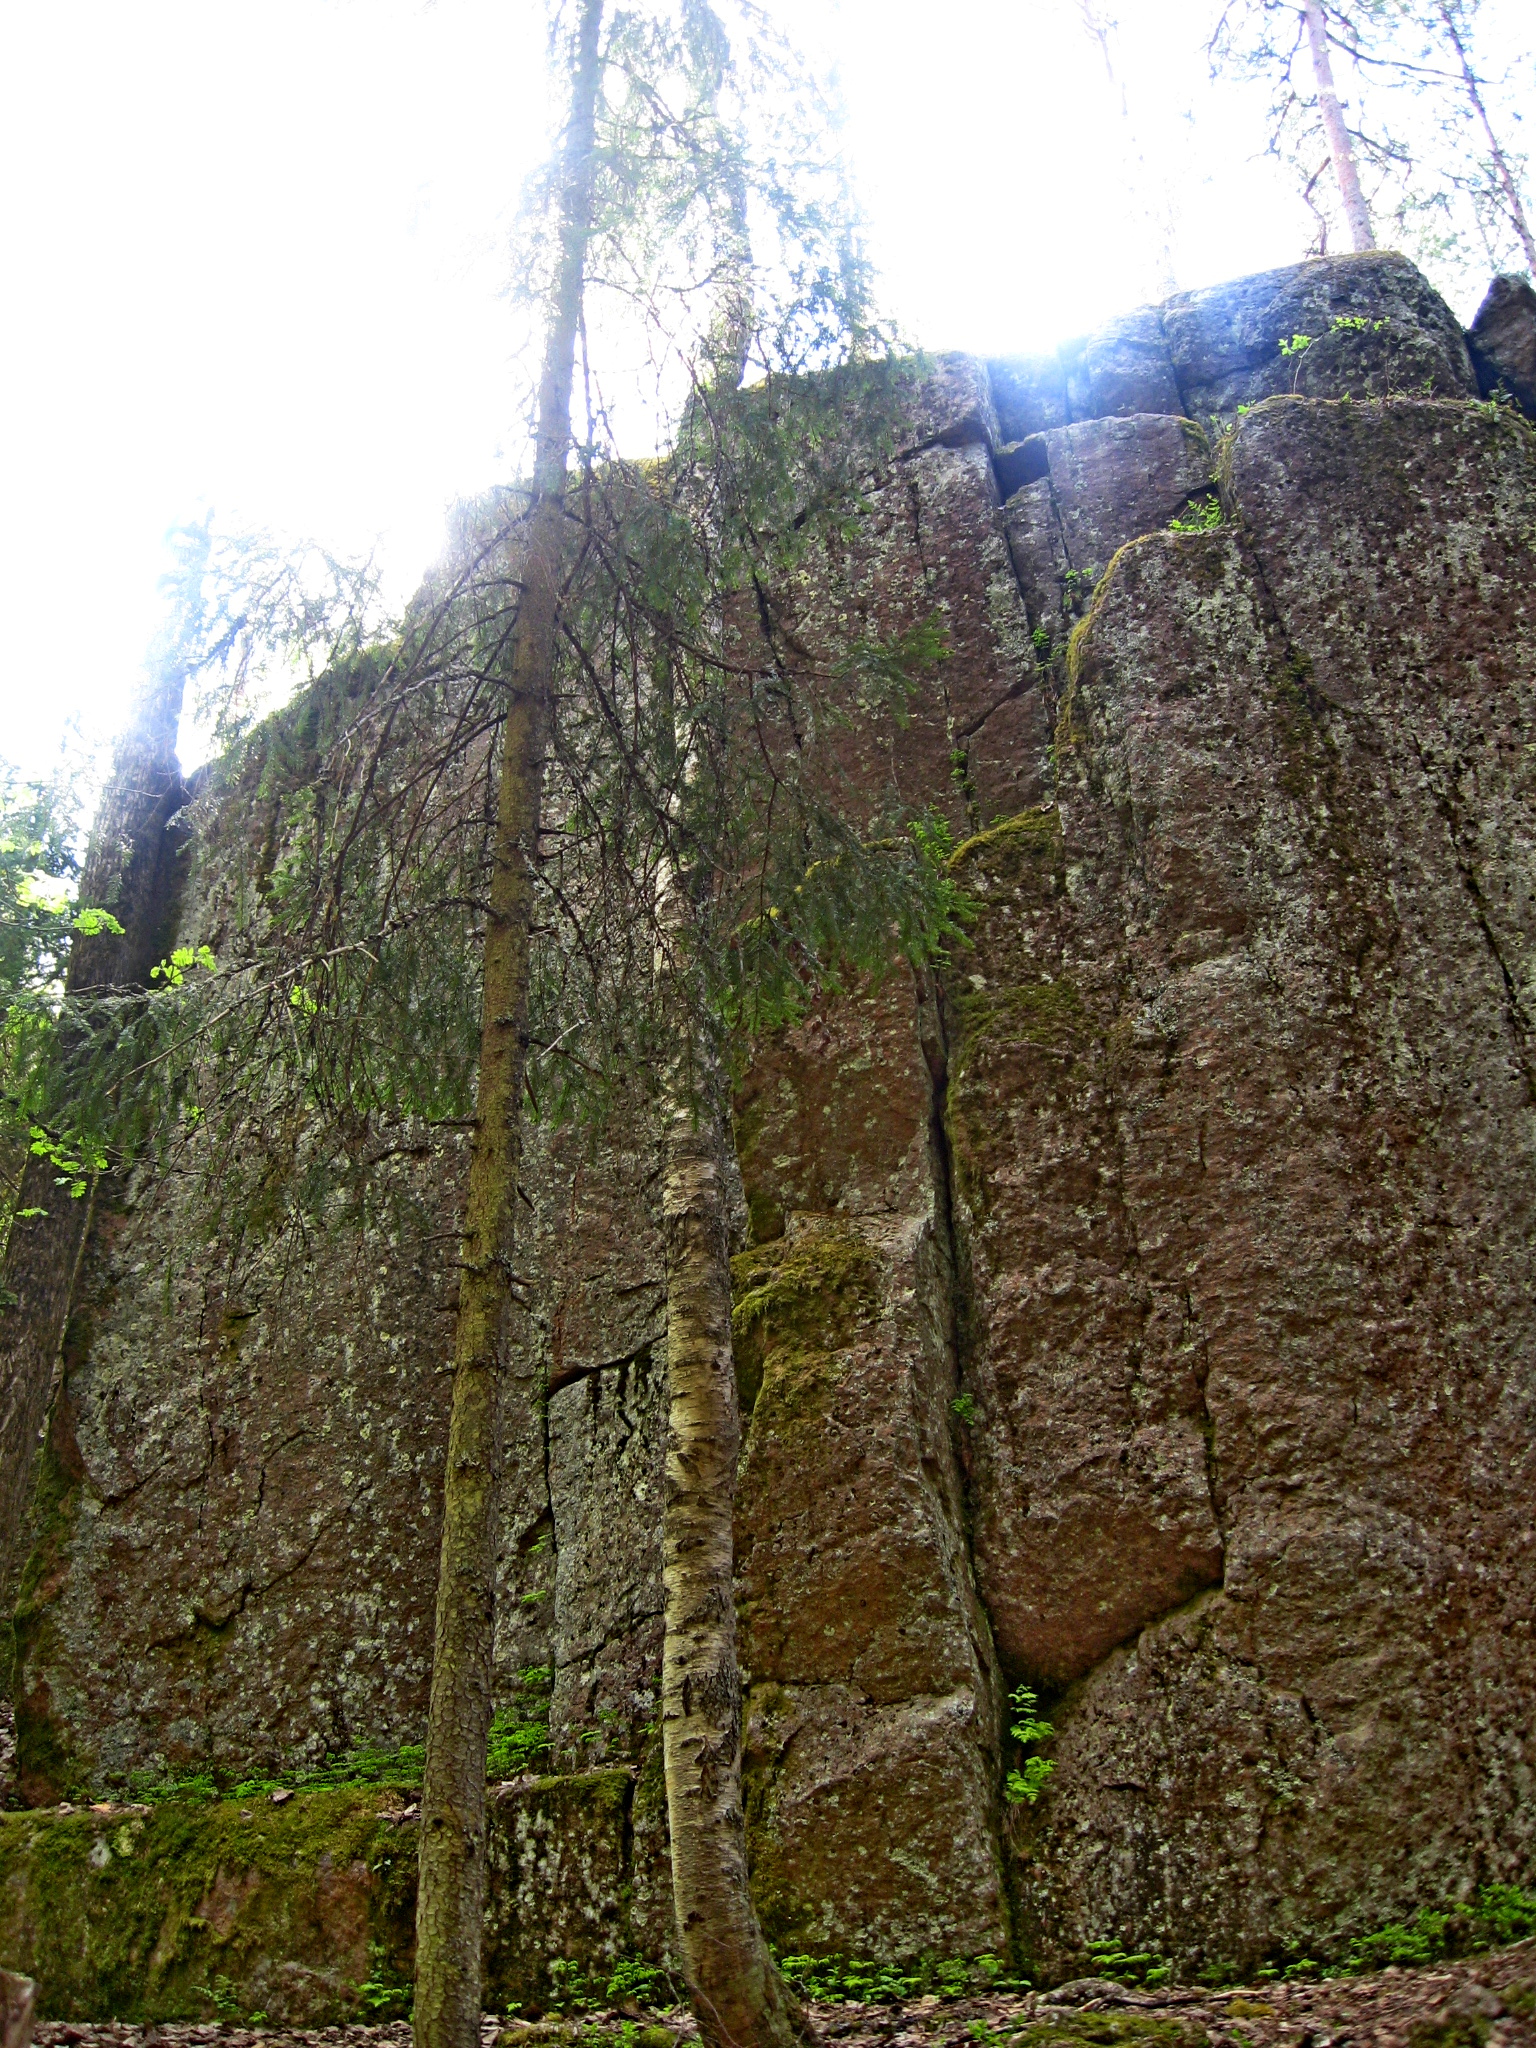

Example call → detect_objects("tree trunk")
1301 0 1375 251
1435 1 1536 276
410 5 604 2046
654 830 801 2048
659 1059 802 2048
0 663 187 1611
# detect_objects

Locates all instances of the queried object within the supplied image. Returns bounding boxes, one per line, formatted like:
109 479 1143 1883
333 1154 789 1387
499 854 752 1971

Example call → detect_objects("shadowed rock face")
6 252 1534 1987
1468 274 1536 416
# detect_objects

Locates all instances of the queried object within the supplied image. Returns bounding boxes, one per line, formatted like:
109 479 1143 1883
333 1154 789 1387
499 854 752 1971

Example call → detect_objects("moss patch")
1009 2020 1208 2048
731 1224 879 1416
950 807 1064 890
952 979 1090 1063
11 1406 88 1803
0 1767 658 2024
0 1785 412 2024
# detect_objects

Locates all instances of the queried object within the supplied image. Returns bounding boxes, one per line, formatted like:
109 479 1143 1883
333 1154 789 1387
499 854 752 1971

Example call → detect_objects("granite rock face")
6 252 1535 1992
966 397 1536 1972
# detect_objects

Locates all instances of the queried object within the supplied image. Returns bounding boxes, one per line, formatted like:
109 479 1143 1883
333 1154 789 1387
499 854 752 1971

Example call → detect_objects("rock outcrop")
3 251 1534 2007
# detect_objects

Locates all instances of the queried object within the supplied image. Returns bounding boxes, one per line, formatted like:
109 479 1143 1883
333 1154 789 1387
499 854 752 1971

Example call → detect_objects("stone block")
1002 414 1215 650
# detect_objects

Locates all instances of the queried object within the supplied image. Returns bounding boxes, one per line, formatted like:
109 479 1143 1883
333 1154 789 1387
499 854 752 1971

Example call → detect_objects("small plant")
1330 315 1386 335
1004 1683 1054 1806
547 1957 588 2013
1168 494 1222 534
1278 333 1314 358
604 1955 677 2008
1031 624 1053 658
951 1392 979 1426
1085 1938 1172 1987
207 1975 243 2020
357 1943 413 2019
774 1952 1023 2003
128 1766 220 1803
150 943 217 988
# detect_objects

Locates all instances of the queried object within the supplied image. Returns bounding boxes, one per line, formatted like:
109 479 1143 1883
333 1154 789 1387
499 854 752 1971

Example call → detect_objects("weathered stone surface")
1001 414 1215 652
990 255 1476 449
988 309 1182 444
777 437 1035 837
0 1790 412 2024
987 351 1069 444
1467 273 1536 418
12 1135 461 1801
483 1771 657 2009
902 351 1000 453
944 809 1225 1690
744 1681 1003 1960
1162 252 1477 421
967 685 1055 825
546 1348 665 1766
1062 309 1184 424
960 398 1536 1974
0 1969 36 2048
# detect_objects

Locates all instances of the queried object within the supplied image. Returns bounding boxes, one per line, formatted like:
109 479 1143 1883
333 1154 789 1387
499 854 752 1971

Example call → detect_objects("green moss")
1009 2019 1208 2048
0 1785 414 2023
0 1766 661 2024
945 980 1095 1224
731 1224 878 1415
950 807 1063 879
952 979 1090 1063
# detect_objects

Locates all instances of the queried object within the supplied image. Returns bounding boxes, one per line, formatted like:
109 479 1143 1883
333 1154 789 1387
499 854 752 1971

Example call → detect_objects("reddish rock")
968 398 1536 1974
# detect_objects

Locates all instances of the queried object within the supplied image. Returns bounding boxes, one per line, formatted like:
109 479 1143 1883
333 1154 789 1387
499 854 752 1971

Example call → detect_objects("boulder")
1161 251 1477 420
1467 272 1536 417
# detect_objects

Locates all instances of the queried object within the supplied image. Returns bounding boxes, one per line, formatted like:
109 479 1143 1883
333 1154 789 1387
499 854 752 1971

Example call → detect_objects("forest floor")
29 1938 1536 2048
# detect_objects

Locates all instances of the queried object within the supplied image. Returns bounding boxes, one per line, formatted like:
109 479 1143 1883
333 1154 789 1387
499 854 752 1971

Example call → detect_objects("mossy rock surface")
1010 2017 1209 2048
0 1785 411 2025
0 1768 654 2024
730 1222 879 1416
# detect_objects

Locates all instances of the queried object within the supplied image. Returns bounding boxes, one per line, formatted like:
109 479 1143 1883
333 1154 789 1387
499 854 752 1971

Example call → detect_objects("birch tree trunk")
411 5 604 2044
657 924 802 2048
1301 0 1375 251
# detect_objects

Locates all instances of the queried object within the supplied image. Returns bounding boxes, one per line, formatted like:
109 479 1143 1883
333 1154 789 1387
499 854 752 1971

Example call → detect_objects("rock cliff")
3 251 1534 2003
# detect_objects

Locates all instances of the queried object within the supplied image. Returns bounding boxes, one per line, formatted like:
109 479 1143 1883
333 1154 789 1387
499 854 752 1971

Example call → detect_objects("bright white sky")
1 0 1528 788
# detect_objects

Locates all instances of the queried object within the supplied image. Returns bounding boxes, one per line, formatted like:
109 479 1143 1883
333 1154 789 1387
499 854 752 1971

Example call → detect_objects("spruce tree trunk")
411 5 603 2044
0 664 186 1610
1301 0 1375 251
656 874 802 2048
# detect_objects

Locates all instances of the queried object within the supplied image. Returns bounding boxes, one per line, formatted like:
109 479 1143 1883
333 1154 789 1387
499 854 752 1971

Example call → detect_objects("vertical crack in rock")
915 962 1014 1905
1407 732 1536 1105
